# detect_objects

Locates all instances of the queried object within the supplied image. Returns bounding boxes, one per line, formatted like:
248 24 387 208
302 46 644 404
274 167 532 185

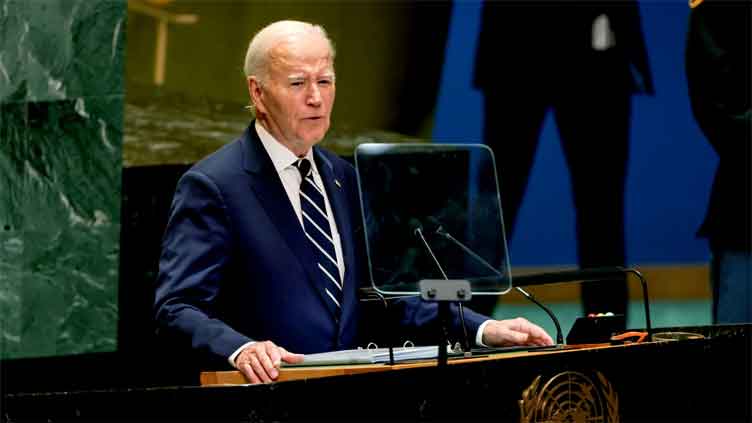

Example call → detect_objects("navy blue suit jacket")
155 124 488 365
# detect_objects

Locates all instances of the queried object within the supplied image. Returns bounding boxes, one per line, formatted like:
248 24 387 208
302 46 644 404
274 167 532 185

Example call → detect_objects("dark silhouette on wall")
473 1 654 321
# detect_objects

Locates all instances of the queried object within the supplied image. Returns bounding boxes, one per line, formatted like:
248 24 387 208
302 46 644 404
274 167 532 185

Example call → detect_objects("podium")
5 324 750 422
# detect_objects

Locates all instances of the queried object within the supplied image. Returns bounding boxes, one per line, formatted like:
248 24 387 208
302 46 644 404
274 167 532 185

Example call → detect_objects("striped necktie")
295 158 343 319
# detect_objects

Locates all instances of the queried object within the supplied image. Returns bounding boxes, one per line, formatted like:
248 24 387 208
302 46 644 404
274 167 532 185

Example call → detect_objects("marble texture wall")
0 0 124 359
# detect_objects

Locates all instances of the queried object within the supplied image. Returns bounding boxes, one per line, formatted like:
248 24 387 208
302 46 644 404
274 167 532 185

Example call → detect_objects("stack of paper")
283 345 447 367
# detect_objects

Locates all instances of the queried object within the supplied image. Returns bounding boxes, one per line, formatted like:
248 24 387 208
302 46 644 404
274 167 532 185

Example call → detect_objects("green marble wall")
0 0 124 359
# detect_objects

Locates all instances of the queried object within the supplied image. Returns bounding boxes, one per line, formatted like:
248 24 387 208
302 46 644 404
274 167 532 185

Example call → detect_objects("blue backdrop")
433 0 716 267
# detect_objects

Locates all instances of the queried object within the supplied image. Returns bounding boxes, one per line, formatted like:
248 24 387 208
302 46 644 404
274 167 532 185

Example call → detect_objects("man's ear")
248 76 266 115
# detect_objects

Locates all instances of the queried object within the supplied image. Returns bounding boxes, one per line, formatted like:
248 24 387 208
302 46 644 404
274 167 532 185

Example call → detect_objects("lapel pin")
335 179 342 188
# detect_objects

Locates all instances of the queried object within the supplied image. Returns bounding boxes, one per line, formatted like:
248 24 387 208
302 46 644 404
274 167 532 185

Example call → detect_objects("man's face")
249 34 335 156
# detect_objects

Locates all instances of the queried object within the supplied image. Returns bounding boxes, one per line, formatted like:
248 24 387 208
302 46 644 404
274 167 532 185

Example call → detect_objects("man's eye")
318 80 332 85
291 81 304 87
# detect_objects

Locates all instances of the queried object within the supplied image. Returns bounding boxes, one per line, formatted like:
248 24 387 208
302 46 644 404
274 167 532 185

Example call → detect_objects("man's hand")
482 317 554 347
234 341 304 384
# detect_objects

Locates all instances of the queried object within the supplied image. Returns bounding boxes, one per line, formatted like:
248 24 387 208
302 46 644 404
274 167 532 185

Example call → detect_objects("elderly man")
155 20 553 385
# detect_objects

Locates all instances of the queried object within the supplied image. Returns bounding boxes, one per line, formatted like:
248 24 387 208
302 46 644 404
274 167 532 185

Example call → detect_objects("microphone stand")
414 226 472 367
434 227 564 345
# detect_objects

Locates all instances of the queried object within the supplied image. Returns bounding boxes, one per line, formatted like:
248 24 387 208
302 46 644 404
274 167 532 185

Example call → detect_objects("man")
473 1 654 323
155 20 552 385
686 0 751 324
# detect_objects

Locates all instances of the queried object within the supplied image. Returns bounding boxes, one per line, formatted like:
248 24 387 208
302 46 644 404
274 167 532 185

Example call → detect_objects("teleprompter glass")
354 143 511 296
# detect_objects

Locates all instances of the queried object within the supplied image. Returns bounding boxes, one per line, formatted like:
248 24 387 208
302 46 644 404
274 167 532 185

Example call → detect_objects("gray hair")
243 20 336 84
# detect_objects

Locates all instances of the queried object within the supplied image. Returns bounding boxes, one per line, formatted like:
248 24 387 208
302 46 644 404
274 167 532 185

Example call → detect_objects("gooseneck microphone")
511 266 652 340
429 218 564 345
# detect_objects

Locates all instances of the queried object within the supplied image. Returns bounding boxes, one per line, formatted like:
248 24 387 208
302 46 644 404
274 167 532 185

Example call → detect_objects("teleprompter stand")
419 279 472 367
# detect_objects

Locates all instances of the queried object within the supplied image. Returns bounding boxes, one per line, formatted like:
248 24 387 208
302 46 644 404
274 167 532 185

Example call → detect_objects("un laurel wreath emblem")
519 371 619 423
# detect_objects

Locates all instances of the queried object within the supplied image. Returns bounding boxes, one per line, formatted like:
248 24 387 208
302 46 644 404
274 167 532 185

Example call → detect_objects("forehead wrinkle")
274 61 334 81
269 50 331 70
286 69 335 80
269 35 332 63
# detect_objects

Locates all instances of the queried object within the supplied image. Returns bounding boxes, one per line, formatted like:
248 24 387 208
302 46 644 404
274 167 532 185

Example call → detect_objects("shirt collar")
255 121 314 172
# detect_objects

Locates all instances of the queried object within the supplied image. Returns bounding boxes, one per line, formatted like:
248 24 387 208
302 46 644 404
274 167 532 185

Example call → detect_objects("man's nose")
307 84 322 107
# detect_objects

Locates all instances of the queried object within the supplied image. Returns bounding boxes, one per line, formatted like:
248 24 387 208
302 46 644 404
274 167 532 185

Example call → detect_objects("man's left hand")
482 317 554 347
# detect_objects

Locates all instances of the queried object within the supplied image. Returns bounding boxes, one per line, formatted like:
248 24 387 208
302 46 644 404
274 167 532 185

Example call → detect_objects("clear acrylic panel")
355 143 512 295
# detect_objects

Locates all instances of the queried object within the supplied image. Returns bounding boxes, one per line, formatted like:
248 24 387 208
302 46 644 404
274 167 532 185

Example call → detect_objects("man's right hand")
234 341 304 384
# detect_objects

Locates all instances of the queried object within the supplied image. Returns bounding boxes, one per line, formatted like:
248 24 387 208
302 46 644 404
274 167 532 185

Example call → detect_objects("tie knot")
295 158 312 179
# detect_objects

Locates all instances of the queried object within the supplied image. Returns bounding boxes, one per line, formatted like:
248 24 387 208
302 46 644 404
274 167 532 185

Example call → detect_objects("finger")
538 332 555 345
521 324 548 342
509 318 553 346
280 347 305 363
249 353 273 383
528 335 547 346
525 323 554 345
239 362 261 385
265 342 283 368
257 344 279 379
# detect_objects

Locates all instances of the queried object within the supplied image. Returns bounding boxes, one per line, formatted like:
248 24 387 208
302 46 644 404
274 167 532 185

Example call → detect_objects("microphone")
511 266 652 341
428 218 564 345
408 218 424 237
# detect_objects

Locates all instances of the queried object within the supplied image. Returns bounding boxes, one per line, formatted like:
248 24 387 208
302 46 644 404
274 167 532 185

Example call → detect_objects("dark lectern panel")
4 324 750 422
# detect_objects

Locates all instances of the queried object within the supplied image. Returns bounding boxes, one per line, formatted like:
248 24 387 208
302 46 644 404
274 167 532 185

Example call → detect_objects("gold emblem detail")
519 371 620 423
689 0 704 8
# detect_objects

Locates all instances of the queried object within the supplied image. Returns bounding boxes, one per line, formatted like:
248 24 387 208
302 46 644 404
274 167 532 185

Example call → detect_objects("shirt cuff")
476 320 492 348
228 341 256 368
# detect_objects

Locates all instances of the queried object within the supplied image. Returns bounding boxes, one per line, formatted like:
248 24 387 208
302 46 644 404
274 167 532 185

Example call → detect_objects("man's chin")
299 130 328 146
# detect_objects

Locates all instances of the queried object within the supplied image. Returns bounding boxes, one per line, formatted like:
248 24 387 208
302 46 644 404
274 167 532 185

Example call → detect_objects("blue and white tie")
296 158 343 319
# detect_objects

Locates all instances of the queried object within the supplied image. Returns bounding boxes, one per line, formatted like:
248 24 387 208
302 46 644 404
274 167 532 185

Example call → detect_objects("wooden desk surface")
200 343 618 386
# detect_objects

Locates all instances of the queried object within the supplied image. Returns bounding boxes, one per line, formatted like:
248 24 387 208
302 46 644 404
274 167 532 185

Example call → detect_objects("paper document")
283 345 448 367
281 344 560 367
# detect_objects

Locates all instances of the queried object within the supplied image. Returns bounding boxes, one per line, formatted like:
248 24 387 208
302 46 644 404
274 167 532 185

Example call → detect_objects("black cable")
457 303 472 352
